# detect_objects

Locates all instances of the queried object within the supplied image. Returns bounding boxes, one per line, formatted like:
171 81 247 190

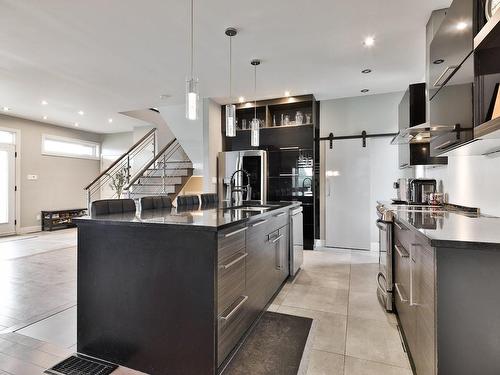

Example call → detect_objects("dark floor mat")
222 311 313 375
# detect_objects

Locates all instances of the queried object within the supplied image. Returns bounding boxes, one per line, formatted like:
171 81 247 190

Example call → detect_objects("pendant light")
250 59 261 147
186 0 199 120
225 27 237 137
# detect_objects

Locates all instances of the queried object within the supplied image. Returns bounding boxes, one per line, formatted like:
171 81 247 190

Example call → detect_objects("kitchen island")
74 201 299 375
380 203 500 375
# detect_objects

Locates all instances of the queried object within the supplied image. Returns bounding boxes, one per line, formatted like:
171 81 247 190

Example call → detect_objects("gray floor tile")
305 350 344 375
0 352 45 375
348 290 397 324
344 356 412 375
282 284 349 315
345 316 410 369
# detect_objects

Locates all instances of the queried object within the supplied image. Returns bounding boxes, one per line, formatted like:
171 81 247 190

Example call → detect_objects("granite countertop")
74 201 301 231
379 201 500 249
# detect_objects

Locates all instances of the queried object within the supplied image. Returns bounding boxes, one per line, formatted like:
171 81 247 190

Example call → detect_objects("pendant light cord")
254 64 257 119
229 36 232 99
190 0 194 78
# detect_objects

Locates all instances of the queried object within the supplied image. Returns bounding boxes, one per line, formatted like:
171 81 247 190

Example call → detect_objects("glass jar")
295 111 304 125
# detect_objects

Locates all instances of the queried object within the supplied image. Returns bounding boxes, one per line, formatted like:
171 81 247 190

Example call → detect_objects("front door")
0 143 16 236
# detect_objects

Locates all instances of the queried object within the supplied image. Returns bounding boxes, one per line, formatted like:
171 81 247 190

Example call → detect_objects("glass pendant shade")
186 78 199 121
250 118 260 147
225 104 236 137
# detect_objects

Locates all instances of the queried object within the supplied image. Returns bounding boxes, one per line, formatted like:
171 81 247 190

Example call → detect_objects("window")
42 134 100 160
0 130 15 144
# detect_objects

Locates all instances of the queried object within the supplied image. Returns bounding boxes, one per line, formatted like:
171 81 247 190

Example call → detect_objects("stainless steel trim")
219 295 249 321
291 208 302 216
395 283 408 303
220 252 248 270
395 244 409 258
435 139 458 150
394 221 406 230
272 234 284 244
409 244 417 307
433 65 458 87
274 212 286 218
224 227 248 238
252 219 268 227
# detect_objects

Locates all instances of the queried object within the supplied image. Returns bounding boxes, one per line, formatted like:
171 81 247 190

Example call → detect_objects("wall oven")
376 204 394 312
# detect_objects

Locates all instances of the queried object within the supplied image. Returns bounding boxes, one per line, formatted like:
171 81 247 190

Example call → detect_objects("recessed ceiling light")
159 94 171 99
433 59 445 64
416 135 423 141
78 110 84 116
361 68 372 74
363 36 375 47
41 100 48 105
2 106 10 111
361 89 370 93
108 118 113 123
74 122 79 127
456 21 467 30
43 115 48 120
238 96 245 103
284 91 291 97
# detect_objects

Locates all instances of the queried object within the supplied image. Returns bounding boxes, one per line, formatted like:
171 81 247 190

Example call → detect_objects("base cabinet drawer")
218 252 247 314
218 225 247 261
217 295 251 366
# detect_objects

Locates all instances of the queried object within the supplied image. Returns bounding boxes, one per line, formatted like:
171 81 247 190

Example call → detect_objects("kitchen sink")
225 205 278 212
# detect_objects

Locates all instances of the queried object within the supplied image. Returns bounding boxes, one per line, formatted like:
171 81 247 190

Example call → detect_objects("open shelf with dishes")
41 208 87 231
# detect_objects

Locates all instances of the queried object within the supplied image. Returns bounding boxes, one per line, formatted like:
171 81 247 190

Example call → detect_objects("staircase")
84 129 193 207
125 139 193 199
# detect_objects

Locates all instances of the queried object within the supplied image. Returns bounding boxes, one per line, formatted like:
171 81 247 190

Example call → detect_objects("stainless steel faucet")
230 169 252 206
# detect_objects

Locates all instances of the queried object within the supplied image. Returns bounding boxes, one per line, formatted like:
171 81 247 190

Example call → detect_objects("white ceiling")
0 0 451 134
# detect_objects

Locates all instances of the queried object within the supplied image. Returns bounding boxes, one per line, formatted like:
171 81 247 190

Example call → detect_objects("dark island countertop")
379 201 500 249
74 201 301 232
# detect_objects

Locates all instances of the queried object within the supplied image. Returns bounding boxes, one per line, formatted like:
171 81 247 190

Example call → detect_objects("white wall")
203 99 222 192
0 114 101 231
418 156 500 216
320 92 404 248
159 103 204 174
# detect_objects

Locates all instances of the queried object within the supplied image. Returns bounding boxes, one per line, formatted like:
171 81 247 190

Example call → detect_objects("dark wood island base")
75 203 297 374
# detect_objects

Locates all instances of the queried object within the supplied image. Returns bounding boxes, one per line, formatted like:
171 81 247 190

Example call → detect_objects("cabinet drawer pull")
219 295 248 322
272 234 284 244
252 219 268 227
395 283 408 303
394 221 406 231
274 212 286 218
224 227 247 238
395 244 409 258
220 252 248 270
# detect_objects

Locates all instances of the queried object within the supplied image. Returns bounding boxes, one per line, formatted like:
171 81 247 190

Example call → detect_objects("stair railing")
124 138 192 197
84 128 157 208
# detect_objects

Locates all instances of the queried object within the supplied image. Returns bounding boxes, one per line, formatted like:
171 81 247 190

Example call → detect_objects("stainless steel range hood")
390 123 454 145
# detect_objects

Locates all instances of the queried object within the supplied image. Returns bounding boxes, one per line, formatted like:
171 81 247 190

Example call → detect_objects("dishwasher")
289 206 304 277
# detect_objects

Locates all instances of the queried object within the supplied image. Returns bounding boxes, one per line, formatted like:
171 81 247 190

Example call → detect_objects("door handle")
395 283 408 303
272 234 284 244
394 221 406 231
219 252 248 270
252 219 268 227
274 212 286 218
224 227 247 238
395 244 409 258
433 65 458 87
219 295 249 321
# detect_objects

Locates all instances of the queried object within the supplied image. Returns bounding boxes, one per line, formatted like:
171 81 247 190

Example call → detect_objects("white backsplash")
417 155 500 217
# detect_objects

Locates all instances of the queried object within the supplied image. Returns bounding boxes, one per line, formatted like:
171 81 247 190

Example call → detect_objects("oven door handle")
377 272 387 296
376 219 388 231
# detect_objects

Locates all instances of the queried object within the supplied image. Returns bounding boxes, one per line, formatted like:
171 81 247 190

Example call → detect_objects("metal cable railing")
124 139 192 198
84 128 157 208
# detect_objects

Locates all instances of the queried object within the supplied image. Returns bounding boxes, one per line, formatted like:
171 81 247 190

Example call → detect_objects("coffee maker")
394 178 436 204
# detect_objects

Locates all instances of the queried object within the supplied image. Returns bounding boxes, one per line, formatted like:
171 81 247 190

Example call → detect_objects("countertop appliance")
393 178 410 202
218 150 267 205
409 179 436 204
290 206 303 277
376 204 394 312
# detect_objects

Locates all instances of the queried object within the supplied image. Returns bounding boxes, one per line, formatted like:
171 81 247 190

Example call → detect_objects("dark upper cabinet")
428 0 477 156
398 83 447 167
429 0 474 91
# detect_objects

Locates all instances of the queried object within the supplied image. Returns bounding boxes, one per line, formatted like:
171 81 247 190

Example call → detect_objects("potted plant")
107 167 128 198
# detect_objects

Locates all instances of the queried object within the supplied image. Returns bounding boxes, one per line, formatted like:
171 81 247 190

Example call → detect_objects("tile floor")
0 229 411 374
270 248 412 375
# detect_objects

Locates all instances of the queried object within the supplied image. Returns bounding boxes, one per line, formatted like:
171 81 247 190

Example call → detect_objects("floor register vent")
45 354 118 375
